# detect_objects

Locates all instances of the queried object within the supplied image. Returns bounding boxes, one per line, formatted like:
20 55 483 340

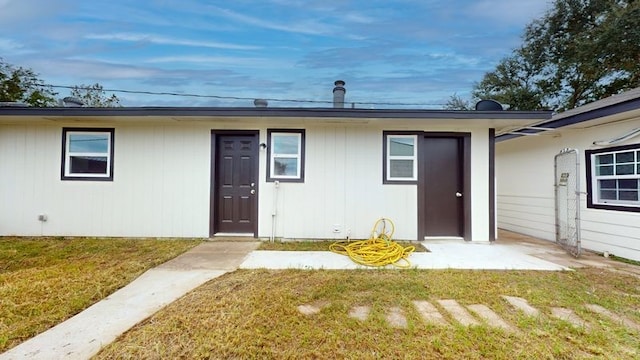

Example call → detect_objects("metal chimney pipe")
332 80 346 108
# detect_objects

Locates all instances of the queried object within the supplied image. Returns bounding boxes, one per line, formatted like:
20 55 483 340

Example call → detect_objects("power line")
47 84 447 107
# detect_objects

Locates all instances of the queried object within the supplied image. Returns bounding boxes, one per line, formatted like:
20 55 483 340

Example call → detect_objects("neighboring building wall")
1 121 491 241
496 118 640 261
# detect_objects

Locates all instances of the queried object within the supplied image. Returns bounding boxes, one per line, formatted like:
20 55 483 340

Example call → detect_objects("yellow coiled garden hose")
329 218 415 268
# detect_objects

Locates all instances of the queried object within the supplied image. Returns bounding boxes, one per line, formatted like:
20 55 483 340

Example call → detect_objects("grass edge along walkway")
0 237 201 352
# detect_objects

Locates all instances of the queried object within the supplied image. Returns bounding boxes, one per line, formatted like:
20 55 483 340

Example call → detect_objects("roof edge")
497 92 640 142
0 106 552 120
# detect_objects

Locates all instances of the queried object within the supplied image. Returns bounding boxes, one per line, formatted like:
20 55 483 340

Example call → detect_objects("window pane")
70 156 108 174
619 191 638 201
615 151 634 163
272 135 299 155
273 157 298 176
596 154 613 165
618 179 638 189
616 164 634 175
390 159 414 178
600 179 616 189
597 165 613 176
600 190 617 200
389 137 414 156
69 134 109 153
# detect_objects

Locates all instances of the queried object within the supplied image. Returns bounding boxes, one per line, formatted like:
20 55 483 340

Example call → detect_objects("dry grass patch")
258 239 427 252
97 267 640 359
0 237 201 352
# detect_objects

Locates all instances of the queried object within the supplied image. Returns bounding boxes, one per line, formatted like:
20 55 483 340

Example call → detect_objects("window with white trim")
586 144 640 211
61 128 114 181
267 129 305 182
384 133 418 182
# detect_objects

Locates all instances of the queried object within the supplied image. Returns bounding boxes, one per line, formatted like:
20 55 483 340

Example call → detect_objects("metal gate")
554 148 581 257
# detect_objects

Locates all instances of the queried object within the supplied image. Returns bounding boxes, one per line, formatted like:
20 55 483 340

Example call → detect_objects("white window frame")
267 130 304 182
62 128 114 180
386 134 418 182
589 147 640 208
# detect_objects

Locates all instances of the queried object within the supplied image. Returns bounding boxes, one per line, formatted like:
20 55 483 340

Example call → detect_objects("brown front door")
211 132 258 236
419 135 468 239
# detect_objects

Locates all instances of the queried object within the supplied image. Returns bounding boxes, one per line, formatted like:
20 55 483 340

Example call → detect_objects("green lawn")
0 237 201 352
96 268 640 359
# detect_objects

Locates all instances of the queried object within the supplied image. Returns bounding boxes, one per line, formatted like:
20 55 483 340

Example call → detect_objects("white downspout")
271 180 279 242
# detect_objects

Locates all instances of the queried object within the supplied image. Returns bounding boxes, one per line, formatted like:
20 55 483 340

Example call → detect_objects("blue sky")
0 0 551 107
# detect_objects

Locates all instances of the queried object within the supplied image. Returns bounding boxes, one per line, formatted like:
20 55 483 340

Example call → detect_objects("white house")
496 87 640 261
0 88 551 242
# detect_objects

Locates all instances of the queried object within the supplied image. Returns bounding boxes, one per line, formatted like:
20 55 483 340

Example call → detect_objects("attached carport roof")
0 106 551 130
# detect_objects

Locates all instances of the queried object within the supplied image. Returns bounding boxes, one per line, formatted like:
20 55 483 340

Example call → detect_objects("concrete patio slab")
239 242 571 270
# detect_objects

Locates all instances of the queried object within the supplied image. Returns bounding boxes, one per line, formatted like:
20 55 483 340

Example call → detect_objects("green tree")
444 93 474 110
473 0 640 111
0 58 57 107
69 83 121 107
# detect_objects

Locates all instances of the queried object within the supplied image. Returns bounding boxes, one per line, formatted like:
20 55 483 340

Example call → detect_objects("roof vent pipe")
62 97 85 107
0 102 28 107
254 99 268 107
333 80 346 108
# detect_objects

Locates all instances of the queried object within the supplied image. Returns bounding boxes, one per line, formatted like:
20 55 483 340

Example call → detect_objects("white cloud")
208 5 338 35
84 33 262 50
144 55 294 69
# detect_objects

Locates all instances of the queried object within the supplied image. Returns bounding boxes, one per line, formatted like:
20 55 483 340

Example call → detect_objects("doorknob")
250 189 256 195
456 192 462 197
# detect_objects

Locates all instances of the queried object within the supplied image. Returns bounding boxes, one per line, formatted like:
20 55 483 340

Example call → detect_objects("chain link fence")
554 148 581 257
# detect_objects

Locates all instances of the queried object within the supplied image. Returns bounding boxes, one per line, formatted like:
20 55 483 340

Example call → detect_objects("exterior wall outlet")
38 214 48 222
332 224 341 233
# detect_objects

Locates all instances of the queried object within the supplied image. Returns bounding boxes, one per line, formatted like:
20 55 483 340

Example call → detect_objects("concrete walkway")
0 241 259 360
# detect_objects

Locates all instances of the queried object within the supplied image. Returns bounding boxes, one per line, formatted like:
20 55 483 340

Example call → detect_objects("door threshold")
423 236 465 241
214 232 254 237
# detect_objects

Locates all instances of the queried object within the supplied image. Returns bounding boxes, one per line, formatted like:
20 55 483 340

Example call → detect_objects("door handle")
456 192 462 197
250 189 256 195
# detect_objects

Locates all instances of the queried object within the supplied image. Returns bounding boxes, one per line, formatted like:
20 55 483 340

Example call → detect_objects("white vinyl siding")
0 122 492 242
0 124 210 237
